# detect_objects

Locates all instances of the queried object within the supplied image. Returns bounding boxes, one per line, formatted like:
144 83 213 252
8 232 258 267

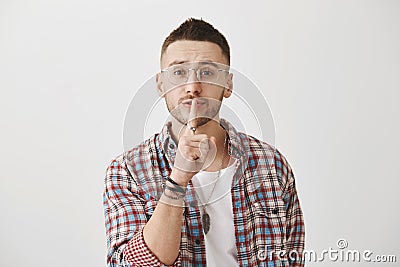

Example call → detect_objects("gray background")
0 0 399 266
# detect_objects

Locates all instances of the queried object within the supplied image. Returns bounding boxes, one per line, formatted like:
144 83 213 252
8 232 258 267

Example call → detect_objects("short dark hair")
161 18 230 64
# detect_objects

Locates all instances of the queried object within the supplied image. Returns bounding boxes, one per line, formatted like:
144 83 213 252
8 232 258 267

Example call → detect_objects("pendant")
202 211 210 234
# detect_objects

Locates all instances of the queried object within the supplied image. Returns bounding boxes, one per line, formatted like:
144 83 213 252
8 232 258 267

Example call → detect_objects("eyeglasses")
161 62 230 86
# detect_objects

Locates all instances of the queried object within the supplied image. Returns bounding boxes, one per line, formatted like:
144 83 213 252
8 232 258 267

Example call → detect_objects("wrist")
170 168 193 187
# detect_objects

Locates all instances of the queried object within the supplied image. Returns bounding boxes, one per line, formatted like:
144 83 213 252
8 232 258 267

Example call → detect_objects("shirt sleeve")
103 157 182 267
124 228 182 267
275 150 306 267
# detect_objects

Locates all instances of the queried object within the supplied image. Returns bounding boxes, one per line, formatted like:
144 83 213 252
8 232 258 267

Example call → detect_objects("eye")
200 69 214 76
172 68 186 76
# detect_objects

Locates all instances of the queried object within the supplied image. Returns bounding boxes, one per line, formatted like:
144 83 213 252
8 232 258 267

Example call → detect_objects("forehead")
161 40 228 68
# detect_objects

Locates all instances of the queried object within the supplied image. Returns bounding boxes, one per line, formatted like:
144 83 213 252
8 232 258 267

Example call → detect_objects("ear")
223 73 233 98
156 73 164 97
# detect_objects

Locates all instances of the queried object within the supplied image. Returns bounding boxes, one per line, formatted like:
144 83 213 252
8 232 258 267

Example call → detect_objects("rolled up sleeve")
124 229 181 267
103 157 181 267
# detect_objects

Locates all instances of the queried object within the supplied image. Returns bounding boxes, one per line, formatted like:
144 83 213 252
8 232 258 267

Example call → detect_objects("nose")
185 81 203 95
185 81 202 95
185 70 202 95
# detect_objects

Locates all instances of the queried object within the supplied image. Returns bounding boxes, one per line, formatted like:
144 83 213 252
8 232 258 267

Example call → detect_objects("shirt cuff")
123 229 182 267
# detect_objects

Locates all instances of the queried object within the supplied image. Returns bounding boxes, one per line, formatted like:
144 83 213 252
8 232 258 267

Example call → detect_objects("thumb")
207 136 218 163
209 136 217 146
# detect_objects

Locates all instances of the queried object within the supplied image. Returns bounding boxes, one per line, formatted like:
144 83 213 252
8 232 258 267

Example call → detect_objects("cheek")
164 90 180 105
207 86 225 99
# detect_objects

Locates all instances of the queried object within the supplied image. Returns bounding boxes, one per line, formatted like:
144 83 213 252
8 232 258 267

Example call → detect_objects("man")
103 18 305 267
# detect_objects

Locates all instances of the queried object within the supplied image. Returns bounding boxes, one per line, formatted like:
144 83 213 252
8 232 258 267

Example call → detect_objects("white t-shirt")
191 160 238 267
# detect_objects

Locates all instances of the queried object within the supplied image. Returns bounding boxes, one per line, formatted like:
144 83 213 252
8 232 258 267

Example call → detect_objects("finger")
191 153 200 161
185 143 205 149
178 142 203 154
181 134 208 142
180 140 208 151
188 98 197 135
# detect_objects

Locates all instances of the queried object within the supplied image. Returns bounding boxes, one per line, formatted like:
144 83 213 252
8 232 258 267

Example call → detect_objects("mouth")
181 98 207 108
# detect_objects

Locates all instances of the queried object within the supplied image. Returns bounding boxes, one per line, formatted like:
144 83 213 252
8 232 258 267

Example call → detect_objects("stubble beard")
166 95 223 127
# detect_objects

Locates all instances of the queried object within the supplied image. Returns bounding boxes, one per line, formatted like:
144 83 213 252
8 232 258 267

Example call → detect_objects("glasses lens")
164 62 229 88
198 65 218 82
169 65 188 84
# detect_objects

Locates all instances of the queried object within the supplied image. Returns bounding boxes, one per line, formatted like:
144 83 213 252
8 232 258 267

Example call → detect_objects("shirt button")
195 239 201 245
169 143 175 149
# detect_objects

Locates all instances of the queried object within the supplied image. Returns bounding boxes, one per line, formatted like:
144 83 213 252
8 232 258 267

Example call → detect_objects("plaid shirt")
103 119 305 267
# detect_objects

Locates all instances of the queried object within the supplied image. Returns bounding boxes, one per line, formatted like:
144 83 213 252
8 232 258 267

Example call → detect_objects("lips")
181 98 207 107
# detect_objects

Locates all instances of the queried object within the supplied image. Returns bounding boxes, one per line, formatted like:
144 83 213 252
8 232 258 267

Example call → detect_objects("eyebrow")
167 60 187 67
167 60 219 68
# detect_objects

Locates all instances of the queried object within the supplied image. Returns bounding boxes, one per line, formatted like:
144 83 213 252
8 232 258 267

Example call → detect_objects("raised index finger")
188 98 197 135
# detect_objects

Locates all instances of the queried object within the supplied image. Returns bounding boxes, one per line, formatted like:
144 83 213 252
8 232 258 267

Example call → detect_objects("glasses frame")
160 61 230 86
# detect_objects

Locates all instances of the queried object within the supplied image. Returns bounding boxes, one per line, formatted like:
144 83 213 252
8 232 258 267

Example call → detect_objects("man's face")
157 40 233 127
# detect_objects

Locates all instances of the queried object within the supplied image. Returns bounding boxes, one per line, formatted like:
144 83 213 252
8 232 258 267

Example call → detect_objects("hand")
172 99 217 185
